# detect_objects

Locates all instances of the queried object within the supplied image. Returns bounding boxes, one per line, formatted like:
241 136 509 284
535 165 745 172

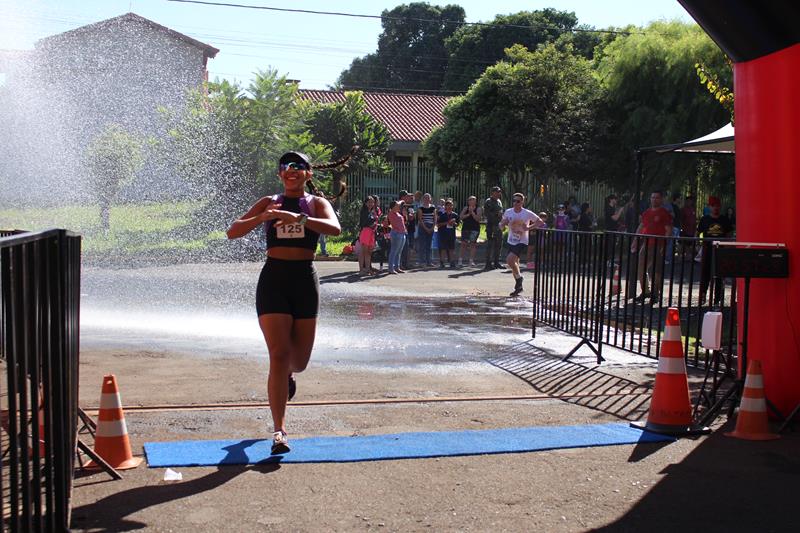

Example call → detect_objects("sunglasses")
280 162 310 171
513 198 523 203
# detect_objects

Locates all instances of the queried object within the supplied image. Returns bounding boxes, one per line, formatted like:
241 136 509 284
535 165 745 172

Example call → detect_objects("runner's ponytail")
306 145 359 201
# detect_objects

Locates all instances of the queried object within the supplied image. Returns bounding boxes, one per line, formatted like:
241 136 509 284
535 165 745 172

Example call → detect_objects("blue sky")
1 0 694 89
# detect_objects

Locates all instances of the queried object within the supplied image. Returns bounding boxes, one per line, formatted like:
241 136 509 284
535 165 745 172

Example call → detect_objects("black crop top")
265 194 320 251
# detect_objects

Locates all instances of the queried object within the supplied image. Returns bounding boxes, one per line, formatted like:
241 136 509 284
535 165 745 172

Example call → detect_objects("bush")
338 198 363 239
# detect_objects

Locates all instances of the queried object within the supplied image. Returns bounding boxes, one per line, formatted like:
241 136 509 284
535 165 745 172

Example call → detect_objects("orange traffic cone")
87 375 143 470
725 360 779 441
633 307 710 436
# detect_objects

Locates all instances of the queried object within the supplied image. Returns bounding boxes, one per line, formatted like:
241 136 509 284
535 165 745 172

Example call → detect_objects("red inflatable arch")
679 1 800 416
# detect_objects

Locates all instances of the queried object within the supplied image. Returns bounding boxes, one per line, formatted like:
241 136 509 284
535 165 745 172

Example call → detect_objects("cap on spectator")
490 186 502 192
708 196 721 207
399 189 410 197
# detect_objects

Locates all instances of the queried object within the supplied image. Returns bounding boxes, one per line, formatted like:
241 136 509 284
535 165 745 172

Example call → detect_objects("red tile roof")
299 90 451 143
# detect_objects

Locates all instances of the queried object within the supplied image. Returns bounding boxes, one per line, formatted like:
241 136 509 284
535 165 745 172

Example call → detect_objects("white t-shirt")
503 208 543 245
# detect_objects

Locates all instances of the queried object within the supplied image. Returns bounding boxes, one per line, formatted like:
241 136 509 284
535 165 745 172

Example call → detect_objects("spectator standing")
553 204 570 255
483 186 504 270
500 193 545 296
387 200 408 274
604 194 624 263
567 196 581 230
458 196 482 267
632 191 673 302
416 193 437 267
577 202 594 231
698 196 734 306
374 215 390 272
357 197 377 275
398 190 415 270
437 200 459 268
604 194 623 230
679 194 697 257
554 205 570 231
624 196 639 233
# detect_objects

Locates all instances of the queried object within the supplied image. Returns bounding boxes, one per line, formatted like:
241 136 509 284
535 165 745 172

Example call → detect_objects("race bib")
276 223 305 239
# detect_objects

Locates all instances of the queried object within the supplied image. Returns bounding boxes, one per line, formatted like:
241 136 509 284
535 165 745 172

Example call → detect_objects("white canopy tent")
639 122 735 154
665 122 734 153
633 122 735 209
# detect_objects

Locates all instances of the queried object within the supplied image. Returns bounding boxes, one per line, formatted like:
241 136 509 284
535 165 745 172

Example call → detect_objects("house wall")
0 18 209 204
34 18 207 138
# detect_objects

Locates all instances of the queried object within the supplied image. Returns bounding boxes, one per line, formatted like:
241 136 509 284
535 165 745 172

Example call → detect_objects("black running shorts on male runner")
507 243 527 258
256 257 319 318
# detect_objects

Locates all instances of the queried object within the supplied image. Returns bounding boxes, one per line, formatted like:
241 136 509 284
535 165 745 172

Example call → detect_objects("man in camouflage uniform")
483 186 504 270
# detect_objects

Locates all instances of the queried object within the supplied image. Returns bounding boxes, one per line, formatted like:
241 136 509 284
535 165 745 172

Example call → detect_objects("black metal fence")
531 229 737 379
1 229 82 532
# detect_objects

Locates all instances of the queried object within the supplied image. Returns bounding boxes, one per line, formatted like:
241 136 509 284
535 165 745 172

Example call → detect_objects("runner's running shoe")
271 431 290 455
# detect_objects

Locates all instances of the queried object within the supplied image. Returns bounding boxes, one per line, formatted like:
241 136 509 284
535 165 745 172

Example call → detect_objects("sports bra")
264 194 319 251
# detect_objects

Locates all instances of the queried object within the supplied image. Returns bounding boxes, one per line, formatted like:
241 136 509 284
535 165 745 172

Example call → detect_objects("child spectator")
436 200 459 268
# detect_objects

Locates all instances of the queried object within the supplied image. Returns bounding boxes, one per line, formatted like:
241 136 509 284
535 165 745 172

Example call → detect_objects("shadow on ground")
70 440 280 532
487 341 653 422
597 424 800 532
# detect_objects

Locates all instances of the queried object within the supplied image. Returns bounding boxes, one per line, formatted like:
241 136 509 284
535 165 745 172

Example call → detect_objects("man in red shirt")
633 190 673 301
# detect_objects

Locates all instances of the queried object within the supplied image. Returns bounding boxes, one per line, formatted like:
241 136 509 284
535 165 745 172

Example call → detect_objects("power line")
166 0 648 36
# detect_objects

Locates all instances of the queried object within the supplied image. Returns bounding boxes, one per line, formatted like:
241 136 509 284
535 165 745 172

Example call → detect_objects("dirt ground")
68 262 799 532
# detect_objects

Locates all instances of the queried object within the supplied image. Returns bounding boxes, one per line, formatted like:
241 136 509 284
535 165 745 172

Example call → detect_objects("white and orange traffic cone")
725 360 779 441
87 375 143 470
633 307 710 436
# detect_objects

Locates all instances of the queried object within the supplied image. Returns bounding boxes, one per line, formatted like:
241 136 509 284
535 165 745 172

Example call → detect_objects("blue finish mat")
143 423 673 466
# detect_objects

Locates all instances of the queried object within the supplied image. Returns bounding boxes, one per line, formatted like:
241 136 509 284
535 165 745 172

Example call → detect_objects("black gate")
532 228 737 373
1 229 82 532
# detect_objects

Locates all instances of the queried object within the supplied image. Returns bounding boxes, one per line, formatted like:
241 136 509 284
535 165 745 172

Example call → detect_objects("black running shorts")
507 243 528 258
256 258 319 318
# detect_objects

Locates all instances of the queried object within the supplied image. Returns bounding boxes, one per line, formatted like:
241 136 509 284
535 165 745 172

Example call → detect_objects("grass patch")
0 203 491 261
0 201 219 257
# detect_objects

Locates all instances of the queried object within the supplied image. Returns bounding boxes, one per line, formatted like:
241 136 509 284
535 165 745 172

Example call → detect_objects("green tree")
596 21 732 190
336 2 466 92
303 91 392 207
696 60 734 124
85 124 144 231
424 43 606 196
167 69 330 229
443 9 592 91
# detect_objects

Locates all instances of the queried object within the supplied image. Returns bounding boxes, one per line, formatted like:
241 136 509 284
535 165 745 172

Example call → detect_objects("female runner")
226 149 352 454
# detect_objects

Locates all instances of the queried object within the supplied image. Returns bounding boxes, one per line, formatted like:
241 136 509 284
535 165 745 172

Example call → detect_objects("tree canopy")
85 124 143 230
595 20 732 189
300 91 392 204
442 9 596 91
424 43 606 193
336 2 466 92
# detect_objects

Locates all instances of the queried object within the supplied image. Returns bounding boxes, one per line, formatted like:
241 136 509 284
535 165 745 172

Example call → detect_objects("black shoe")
510 277 524 296
288 375 296 401
484 264 493 271
494 262 504 269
